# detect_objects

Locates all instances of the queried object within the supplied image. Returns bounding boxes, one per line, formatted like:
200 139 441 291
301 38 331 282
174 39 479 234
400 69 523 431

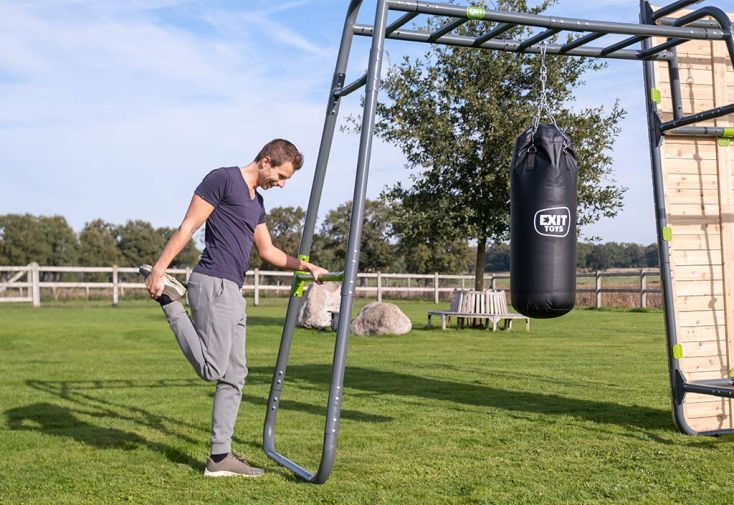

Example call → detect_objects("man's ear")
260 156 272 169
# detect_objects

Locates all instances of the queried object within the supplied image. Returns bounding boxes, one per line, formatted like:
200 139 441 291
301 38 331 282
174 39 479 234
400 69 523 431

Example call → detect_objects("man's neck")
241 162 259 193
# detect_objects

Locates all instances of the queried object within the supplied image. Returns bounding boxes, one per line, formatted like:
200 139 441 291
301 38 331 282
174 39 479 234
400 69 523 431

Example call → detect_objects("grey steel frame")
263 0 734 483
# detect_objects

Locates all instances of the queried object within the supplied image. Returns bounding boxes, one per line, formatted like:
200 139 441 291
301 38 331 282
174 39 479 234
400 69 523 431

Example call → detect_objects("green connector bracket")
650 87 661 104
723 127 734 138
672 344 683 360
730 368 734 379
719 138 731 148
662 226 672 241
291 254 310 298
467 6 485 19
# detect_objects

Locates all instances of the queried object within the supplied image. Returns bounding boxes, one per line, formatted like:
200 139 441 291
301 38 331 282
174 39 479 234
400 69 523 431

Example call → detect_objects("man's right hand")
145 269 166 299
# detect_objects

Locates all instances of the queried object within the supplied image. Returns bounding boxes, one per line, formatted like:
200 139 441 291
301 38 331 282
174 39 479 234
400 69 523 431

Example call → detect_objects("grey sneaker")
138 264 187 301
203 453 265 478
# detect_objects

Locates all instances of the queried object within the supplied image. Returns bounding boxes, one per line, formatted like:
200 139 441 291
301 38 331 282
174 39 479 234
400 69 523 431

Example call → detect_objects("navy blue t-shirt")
192 166 266 287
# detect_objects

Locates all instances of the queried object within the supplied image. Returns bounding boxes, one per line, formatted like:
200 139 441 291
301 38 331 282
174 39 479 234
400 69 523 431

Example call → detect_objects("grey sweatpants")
162 271 247 455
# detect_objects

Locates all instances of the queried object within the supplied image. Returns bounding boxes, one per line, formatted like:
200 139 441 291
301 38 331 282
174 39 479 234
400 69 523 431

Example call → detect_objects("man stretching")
141 139 327 477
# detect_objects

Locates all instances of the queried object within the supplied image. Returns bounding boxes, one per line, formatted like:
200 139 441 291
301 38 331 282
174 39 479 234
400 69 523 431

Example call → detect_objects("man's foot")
138 264 187 301
203 453 265 478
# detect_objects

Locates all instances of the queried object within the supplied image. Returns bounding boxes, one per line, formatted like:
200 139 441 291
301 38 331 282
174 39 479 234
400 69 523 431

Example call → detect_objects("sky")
0 0 680 245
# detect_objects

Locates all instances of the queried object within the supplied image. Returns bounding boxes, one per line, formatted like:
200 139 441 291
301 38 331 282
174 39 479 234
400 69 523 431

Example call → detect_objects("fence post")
254 269 259 306
490 274 497 291
31 262 41 307
377 271 382 302
595 270 602 309
112 265 119 307
433 272 439 303
640 269 647 309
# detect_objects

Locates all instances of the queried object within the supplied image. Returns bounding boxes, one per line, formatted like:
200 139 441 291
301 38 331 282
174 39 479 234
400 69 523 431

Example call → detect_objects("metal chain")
531 42 559 139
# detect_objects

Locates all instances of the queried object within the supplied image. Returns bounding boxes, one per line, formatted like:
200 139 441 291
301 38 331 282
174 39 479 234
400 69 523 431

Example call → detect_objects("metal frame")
263 0 734 483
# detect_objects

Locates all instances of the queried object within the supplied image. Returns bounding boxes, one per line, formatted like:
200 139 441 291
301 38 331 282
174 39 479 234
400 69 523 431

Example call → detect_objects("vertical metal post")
640 0 694 434
595 271 602 308
263 0 380 484
31 262 40 308
112 265 119 307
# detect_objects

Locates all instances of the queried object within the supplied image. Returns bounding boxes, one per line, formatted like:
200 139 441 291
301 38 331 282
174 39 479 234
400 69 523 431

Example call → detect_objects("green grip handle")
291 271 344 297
295 271 344 283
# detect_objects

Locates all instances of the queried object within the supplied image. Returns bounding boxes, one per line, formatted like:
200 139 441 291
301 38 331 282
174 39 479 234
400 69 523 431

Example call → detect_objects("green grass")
1 299 733 504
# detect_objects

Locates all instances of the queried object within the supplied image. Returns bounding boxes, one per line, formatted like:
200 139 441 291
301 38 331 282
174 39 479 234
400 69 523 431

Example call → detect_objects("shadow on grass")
245 364 672 432
11 377 391 469
5 402 202 471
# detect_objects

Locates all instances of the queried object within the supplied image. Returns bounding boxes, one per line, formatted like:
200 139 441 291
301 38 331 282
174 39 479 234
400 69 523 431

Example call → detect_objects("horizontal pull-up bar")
660 103 734 132
666 126 734 137
386 0 728 41
353 24 674 61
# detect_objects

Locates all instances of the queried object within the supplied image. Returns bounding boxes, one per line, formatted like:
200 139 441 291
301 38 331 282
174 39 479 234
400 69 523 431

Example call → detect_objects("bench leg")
525 318 530 331
428 314 432 328
441 315 447 330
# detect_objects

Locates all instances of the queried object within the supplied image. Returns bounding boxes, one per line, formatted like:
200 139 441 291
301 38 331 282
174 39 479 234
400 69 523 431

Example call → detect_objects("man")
140 139 328 478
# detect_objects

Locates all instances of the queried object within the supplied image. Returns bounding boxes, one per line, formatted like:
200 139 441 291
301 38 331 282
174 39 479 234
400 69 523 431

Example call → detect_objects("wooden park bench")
427 289 530 332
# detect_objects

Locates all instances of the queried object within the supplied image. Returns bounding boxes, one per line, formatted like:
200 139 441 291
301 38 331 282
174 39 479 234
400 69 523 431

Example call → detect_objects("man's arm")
146 194 214 298
253 222 329 282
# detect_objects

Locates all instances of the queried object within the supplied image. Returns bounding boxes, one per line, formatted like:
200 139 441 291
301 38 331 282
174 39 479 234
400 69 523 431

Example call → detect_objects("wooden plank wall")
654 9 734 432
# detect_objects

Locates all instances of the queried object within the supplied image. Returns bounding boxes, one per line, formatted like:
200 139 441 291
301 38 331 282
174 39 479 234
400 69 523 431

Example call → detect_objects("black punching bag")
510 124 577 319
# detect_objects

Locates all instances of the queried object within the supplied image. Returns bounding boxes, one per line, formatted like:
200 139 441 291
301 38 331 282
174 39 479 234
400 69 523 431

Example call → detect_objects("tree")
116 220 166 267
371 0 625 290
79 219 122 267
0 214 78 267
314 199 396 272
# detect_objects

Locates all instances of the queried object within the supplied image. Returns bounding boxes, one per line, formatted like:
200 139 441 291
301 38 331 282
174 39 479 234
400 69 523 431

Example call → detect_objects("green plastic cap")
722 127 734 138
662 226 672 241
672 344 683 360
719 138 731 148
467 6 486 19
650 88 661 104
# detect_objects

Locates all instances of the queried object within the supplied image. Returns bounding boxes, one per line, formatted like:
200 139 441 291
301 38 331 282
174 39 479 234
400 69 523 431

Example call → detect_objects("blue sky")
1 0 671 244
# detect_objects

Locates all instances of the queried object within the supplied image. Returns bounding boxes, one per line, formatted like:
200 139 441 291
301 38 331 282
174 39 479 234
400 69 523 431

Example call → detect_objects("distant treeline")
484 242 659 272
0 211 659 273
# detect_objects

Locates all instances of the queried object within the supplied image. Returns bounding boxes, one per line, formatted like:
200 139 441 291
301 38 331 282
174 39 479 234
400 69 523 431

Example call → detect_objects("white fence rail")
0 264 663 308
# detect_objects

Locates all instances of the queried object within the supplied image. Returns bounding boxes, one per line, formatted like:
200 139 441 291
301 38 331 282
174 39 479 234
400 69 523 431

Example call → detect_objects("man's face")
258 157 295 190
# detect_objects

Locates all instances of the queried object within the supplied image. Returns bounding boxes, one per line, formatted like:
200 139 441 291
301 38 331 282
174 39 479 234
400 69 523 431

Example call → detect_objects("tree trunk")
474 236 486 291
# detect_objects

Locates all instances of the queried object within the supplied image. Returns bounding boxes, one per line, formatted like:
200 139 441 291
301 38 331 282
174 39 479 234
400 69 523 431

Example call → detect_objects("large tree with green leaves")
373 0 625 289
314 199 397 272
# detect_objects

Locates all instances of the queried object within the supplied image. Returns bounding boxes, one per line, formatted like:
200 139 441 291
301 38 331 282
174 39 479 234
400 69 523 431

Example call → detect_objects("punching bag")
510 124 577 319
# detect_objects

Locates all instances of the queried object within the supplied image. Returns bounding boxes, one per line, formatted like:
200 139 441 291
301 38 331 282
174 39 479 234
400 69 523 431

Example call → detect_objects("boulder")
297 282 341 330
349 302 412 336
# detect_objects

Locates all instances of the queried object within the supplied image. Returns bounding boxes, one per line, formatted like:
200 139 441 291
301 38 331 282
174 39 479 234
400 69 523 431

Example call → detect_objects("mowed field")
1 298 733 504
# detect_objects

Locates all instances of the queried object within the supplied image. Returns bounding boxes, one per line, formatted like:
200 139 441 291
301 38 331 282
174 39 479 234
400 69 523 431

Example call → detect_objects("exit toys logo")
534 207 571 237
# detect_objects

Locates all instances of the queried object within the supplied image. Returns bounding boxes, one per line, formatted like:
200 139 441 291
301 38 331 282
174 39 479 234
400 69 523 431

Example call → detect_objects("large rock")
297 282 341 330
349 302 412 336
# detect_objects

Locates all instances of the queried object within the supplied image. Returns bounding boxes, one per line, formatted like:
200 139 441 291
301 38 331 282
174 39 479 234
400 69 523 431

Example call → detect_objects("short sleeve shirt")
192 166 266 287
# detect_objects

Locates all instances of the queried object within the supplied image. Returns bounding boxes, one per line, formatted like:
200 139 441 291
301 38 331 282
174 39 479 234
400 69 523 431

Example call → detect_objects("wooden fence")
0 264 662 308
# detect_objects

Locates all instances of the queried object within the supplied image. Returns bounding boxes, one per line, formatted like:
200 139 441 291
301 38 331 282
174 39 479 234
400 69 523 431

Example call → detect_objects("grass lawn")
1 297 733 504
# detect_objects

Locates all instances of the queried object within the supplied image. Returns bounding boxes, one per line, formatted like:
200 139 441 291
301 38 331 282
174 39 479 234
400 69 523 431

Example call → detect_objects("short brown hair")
255 139 304 171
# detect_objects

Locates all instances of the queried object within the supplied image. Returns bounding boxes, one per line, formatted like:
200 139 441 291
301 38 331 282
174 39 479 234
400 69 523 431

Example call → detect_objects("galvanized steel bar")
473 22 514 45
429 17 468 41
559 32 605 53
353 24 675 61
639 0 695 436
660 103 734 131
262 0 365 484
386 11 419 35
517 28 560 52
387 0 727 40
